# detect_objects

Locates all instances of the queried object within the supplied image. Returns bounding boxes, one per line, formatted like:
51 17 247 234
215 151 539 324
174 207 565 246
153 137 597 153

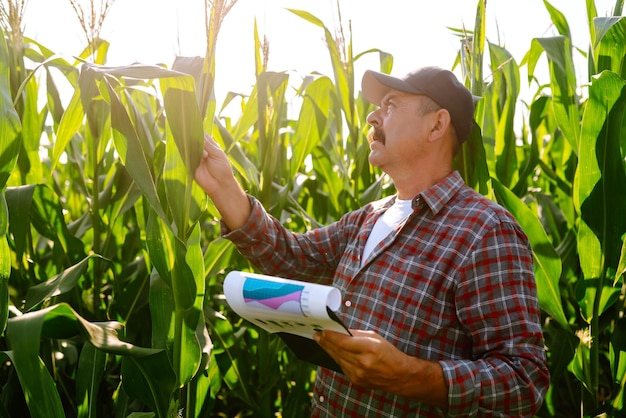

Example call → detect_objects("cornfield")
0 0 625 417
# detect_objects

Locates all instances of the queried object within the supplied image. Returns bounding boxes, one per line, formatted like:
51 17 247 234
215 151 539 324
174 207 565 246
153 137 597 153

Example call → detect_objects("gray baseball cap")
362 66 475 142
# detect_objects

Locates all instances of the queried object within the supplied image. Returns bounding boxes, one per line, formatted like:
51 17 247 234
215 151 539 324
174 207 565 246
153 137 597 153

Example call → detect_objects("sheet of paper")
223 271 350 339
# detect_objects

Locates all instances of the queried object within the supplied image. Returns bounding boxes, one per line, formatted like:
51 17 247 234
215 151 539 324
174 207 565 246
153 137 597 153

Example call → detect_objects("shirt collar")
369 171 464 215
417 171 464 215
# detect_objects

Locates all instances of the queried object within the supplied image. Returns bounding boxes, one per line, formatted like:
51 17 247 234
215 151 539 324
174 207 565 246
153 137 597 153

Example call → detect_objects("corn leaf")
0 27 22 189
192 366 213 417
0 194 9 334
585 0 599 48
253 18 263 77
492 178 568 329
162 117 206 241
290 76 331 181
76 342 107 418
6 184 86 264
214 118 260 192
163 125 192 237
173 224 205 386
104 78 168 224
146 210 175 287
171 295 202 382
451 2 491 198
78 38 110 65
149 269 175 351
230 81 260 143
513 96 544 197
487 43 520 188
203 237 236 278
9 302 161 354
51 86 84 172
576 278 622 323
160 73 204 179
120 87 158 159
84 61 202 189
0 350 64 418
257 71 289 205
531 36 580 152
543 0 572 39
314 141 349 216
121 350 177 417
568 340 593 394
593 16 626 76
19 76 44 184
288 9 355 127
45 67 66 126
5 303 161 417
82 62 185 80
146 213 195 310
455 121 493 199
574 71 626 281
22 37 79 87
171 54 216 138
210 316 257 408
470 0 486 94
146 211 202 387
24 255 108 311
618 239 626 286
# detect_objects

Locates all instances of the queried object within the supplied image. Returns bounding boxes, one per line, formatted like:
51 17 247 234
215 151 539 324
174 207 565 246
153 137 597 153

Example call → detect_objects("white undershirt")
361 198 413 266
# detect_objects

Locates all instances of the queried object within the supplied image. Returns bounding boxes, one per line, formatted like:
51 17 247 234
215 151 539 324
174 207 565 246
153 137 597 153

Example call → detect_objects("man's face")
366 91 434 173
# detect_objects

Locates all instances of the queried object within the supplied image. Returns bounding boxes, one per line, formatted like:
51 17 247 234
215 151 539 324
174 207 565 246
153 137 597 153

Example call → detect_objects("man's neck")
393 166 452 200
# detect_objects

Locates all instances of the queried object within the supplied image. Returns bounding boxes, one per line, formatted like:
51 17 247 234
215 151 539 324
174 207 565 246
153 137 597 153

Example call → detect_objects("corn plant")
0 2 222 417
1 0 626 417
458 0 626 416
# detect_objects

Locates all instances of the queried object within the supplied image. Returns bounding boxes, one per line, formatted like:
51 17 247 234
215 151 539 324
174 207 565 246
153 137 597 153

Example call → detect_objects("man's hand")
194 133 251 230
314 329 448 408
194 133 236 197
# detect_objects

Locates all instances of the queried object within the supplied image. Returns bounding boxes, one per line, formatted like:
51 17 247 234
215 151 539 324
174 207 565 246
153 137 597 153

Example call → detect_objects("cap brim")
361 70 424 106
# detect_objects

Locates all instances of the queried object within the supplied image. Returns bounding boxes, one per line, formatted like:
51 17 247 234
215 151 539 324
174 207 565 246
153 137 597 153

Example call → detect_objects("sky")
16 0 623 106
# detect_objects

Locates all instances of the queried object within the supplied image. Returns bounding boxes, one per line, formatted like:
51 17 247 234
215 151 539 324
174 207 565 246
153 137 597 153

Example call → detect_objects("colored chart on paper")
243 277 305 316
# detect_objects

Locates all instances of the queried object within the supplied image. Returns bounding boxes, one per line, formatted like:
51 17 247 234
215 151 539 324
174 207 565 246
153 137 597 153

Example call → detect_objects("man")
194 66 549 417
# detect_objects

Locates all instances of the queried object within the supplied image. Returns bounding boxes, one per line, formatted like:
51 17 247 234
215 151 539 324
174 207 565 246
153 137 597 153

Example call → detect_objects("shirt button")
319 395 325 403
345 300 352 307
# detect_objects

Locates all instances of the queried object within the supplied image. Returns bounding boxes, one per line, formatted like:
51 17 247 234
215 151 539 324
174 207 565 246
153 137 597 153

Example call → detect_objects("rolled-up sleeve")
221 195 341 284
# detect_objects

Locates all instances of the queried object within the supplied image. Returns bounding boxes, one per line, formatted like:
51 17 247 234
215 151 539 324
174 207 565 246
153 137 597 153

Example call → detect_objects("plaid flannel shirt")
223 171 549 417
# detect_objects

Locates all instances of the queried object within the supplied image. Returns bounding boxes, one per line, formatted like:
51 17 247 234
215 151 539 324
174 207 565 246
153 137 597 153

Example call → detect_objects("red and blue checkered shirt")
223 171 549 417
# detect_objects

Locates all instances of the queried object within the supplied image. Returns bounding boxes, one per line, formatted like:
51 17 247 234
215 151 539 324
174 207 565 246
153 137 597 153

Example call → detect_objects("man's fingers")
202 135 226 159
317 330 377 355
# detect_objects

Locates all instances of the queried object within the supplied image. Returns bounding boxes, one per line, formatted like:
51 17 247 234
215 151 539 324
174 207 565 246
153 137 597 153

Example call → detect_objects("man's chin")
368 153 382 168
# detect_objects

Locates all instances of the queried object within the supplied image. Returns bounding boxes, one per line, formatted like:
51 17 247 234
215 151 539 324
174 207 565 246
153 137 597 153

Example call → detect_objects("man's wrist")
211 183 251 231
392 356 448 409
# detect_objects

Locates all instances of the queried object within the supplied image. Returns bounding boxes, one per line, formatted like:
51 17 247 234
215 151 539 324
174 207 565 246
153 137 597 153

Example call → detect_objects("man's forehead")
381 89 423 103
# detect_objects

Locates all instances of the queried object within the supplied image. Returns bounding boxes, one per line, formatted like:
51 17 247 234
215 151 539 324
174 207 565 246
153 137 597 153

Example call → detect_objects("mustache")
367 126 386 145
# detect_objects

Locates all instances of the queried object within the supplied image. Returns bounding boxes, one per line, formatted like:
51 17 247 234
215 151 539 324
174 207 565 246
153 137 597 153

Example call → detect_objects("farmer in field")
194 66 549 417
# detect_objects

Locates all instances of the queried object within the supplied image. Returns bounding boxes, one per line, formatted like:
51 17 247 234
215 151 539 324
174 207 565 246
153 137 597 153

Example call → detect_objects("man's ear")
427 109 452 143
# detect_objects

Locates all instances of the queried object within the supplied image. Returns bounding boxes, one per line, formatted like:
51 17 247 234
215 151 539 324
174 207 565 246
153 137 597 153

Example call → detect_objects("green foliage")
0 1 626 417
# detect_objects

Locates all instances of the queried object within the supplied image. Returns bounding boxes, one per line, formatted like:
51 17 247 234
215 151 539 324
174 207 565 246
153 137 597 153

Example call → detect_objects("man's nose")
366 109 380 126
